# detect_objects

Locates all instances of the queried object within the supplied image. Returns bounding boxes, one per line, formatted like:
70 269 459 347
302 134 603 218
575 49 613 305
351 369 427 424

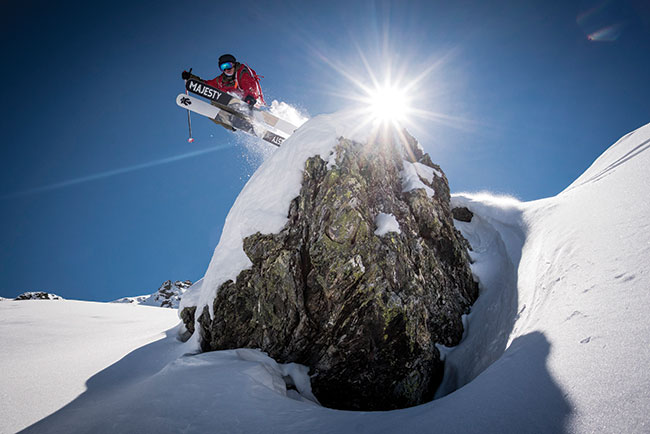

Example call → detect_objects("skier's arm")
237 67 261 101
205 77 220 88
181 70 203 82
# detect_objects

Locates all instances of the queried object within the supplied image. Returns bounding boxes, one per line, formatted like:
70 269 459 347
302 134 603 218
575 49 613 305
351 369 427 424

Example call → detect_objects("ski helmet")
219 54 236 68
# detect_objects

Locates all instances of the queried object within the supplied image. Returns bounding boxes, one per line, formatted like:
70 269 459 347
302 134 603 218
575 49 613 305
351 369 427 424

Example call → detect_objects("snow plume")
234 100 310 170
268 100 309 129
234 131 278 170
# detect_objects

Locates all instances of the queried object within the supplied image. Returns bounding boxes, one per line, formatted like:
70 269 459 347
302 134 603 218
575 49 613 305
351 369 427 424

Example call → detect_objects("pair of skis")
176 78 298 147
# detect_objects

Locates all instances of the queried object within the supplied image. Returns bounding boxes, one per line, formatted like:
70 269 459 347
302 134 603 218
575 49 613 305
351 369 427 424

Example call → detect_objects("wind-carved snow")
374 212 401 236
235 349 319 405
436 193 525 397
401 160 435 197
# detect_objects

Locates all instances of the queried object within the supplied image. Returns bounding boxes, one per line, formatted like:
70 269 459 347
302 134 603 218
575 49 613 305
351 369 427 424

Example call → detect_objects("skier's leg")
210 118 236 131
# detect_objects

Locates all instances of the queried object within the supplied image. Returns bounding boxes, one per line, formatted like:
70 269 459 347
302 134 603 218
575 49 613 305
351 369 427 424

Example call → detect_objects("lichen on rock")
181 132 478 411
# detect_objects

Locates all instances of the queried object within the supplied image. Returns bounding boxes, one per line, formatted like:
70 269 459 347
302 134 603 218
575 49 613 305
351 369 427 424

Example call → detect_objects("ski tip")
188 137 195 143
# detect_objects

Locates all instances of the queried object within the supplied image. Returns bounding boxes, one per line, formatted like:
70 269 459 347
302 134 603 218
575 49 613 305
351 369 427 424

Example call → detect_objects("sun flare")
367 85 412 125
312 42 471 143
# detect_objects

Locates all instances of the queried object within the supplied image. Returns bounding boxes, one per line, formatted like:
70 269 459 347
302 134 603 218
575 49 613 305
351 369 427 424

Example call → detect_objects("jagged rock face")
182 137 478 410
154 280 192 308
14 292 63 300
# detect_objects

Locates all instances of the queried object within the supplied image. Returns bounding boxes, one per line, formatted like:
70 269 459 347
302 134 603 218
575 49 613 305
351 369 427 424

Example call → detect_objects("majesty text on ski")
187 81 224 101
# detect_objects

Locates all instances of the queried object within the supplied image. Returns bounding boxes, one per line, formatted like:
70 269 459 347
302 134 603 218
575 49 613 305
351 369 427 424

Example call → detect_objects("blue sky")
1 0 649 301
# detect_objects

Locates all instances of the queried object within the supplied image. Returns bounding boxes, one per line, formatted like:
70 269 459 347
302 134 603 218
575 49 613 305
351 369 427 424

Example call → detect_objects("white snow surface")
401 160 436 197
0 301 179 434
3 121 650 433
413 161 443 181
374 212 401 235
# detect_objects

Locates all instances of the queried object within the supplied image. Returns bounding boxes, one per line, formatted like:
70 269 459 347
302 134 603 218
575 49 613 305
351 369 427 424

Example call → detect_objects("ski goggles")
220 62 235 71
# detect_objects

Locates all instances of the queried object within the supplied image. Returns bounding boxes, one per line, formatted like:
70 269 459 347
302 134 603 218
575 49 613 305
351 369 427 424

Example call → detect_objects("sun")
311 42 469 143
366 84 412 125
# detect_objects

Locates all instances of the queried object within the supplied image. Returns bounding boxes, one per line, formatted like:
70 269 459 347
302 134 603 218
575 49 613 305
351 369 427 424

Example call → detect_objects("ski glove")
244 95 256 107
182 70 191 80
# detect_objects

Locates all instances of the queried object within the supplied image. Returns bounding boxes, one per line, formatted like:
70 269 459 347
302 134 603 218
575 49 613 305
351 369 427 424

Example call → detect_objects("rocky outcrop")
14 292 63 300
113 280 192 308
182 135 477 410
452 206 474 223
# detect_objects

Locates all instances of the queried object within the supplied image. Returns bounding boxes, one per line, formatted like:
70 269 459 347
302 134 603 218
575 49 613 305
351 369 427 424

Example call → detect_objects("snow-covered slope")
0 300 178 434
445 121 650 432
2 120 649 434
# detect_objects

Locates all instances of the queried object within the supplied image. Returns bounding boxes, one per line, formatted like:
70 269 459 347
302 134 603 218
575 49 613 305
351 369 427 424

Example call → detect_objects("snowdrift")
2 119 649 433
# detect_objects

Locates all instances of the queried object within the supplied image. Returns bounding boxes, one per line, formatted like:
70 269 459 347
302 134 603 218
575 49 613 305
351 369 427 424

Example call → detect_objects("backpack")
238 63 265 105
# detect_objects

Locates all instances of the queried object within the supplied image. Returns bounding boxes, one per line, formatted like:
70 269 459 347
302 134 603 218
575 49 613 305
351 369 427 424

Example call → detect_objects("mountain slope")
3 120 649 433
446 121 650 432
0 301 178 434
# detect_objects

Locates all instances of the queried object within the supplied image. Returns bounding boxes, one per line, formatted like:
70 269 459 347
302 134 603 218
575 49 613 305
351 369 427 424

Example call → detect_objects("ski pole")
185 68 194 143
186 96 194 143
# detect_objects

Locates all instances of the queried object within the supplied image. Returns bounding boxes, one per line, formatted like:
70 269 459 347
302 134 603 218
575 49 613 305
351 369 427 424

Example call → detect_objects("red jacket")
205 63 263 103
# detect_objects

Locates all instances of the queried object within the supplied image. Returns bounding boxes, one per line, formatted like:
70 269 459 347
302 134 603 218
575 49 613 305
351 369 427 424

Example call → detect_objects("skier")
182 54 263 108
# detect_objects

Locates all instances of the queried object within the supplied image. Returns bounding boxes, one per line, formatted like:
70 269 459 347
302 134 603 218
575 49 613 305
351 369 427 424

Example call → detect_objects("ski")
185 78 298 136
253 108 299 137
176 93 286 147
186 78 235 107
